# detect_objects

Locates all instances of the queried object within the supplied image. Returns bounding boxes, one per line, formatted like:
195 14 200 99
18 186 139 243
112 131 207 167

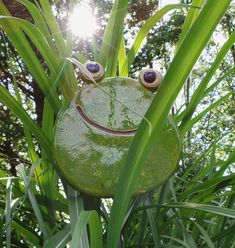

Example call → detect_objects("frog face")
54 61 181 197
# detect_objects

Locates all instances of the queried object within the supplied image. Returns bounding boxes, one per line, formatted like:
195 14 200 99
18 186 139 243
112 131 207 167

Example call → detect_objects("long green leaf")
0 4 61 112
213 223 235 245
17 164 48 238
0 15 59 69
176 0 205 52
67 186 89 248
163 202 235 219
5 179 12 248
135 202 235 219
12 220 42 247
106 1 232 247
98 0 128 76
182 173 235 197
145 198 160 247
120 4 201 76
37 0 66 55
175 66 235 123
203 67 235 97
11 68 47 192
160 235 190 248
44 225 71 248
168 180 195 248
70 211 103 248
215 149 235 177
118 33 126 73
191 220 214 248
34 0 78 96
0 15 75 101
40 100 57 224
0 213 3 247
166 208 197 248
182 90 235 132
0 84 52 156
179 29 235 136
17 0 57 53
11 64 55 224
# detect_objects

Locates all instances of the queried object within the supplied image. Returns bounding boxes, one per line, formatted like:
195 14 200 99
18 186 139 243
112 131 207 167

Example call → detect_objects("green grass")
0 0 234 247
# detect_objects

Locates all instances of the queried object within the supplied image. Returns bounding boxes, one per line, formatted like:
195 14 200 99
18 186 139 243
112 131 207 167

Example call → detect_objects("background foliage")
0 0 234 247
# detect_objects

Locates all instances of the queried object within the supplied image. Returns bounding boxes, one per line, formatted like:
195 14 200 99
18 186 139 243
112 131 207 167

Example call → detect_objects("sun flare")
70 4 97 38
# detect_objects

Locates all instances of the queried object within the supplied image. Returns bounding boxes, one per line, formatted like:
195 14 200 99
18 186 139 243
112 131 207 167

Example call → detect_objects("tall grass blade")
176 0 204 52
106 1 232 247
184 231 197 248
165 208 197 248
34 0 77 96
39 100 57 226
0 214 3 247
120 4 200 76
17 0 56 53
13 75 51 212
0 84 52 156
218 184 235 247
67 186 89 248
0 15 75 101
44 225 71 248
0 16 58 67
145 198 160 247
175 66 235 123
118 33 126 74
70 211 103 248
160 235 190 247
12 220 41 247
137 210 148 246
168 180 194 247
164 202 235 218
212 224 235 242
182 90 235 132
202 67 235 97
215 149 235 176
17 164 48 239
98 0 128 76
0 4 61 112
37 0 66 54
182 173 235 197
5 179 12 248
191 220 214 248
179 30 235 136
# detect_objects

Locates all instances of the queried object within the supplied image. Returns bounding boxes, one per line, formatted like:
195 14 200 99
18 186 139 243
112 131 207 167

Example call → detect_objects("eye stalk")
81 61 104 83
139 68 162 91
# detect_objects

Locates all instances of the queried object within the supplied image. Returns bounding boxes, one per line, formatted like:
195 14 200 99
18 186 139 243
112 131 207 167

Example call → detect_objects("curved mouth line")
76 105 136 137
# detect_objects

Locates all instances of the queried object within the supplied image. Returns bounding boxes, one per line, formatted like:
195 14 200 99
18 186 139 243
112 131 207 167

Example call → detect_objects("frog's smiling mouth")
76 106 136 137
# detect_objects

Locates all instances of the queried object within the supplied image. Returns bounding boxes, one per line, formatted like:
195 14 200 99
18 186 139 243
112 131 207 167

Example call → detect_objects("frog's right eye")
139 68 162 91
81 61 104 83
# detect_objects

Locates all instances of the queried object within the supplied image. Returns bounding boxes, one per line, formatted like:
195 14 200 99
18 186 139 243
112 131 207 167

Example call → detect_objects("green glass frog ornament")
54 61 181 197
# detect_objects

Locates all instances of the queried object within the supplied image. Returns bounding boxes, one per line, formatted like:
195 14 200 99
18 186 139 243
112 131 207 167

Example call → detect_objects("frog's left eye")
139 69 162 91
81 61 104 83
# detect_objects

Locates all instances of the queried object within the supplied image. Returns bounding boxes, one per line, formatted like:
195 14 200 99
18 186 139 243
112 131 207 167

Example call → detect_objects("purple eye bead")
143 70 156 83
86 62 100 73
